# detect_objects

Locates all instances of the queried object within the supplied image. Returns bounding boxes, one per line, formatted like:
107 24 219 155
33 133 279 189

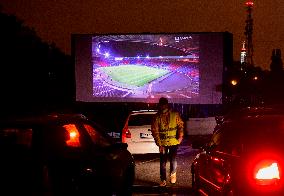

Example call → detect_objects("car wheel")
119 165 135 196
42 164 53 193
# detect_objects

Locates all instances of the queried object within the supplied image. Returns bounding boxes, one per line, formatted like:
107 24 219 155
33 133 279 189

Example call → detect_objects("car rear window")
83 124 111 147
128 113 155 126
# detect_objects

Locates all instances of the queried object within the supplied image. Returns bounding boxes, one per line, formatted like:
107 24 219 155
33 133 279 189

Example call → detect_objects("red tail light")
63 124 81 147
255 162 280 180
125 130 131 138
253 160 281 186
122 127 131 143
247 151 283 193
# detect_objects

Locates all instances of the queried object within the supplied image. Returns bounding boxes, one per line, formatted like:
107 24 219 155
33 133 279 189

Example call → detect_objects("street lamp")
231 79 238 86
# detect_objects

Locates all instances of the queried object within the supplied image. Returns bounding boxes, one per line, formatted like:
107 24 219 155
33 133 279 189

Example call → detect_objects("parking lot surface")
132 137 200 196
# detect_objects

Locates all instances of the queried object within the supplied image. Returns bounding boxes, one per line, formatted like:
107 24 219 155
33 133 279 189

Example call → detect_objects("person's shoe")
170 172 176 184
159 180 167 187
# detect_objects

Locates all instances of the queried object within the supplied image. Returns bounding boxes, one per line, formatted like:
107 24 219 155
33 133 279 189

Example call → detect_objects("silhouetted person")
151 97 184 186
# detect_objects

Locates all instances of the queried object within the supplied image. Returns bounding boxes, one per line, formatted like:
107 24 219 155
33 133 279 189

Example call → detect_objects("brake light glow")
255 163 280 180
69 131 77 138
125 130 131 138
122 127 131 143
63 124 81 147
247 151 284 191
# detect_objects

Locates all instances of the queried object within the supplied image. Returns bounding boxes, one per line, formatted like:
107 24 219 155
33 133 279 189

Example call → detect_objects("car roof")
0 113 89 127
129 110 157 115
0 112 117 144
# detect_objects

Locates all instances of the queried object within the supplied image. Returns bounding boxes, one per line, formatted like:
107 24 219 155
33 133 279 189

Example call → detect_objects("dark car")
191 106 284 195
0 113 135 196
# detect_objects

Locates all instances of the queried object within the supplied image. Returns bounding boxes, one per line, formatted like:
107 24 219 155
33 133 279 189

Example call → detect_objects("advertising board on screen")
73 32 232 104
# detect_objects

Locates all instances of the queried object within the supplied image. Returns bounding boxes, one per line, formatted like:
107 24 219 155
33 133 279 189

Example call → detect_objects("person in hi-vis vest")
151 97 184 187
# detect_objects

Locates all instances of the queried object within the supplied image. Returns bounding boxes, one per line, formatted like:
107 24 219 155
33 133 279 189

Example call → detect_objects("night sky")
1 0 283 70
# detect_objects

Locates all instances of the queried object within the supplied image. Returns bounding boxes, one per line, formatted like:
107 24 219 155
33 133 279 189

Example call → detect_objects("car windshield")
128 114 155 126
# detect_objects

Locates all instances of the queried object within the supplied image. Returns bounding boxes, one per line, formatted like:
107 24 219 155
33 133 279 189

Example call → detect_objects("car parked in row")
0 113 135 195
191 105 284 195
121 110 159 154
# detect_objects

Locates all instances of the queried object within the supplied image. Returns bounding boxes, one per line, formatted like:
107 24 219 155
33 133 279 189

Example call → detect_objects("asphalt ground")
132 136 202 196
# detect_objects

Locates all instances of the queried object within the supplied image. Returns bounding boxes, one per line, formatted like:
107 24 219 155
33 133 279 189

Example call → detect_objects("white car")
121 110 159 154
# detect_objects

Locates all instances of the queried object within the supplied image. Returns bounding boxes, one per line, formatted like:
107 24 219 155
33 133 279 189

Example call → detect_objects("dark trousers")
159 145 178 181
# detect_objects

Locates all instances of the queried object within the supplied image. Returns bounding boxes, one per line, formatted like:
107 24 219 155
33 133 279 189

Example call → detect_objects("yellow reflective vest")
151 109 184 146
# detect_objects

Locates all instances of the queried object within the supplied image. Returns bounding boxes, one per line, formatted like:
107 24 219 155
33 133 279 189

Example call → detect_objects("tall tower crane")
244 1 254 66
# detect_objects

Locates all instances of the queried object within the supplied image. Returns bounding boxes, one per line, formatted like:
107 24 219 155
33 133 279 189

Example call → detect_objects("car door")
195 130 224 195
206 124 241 195
81 122 130 194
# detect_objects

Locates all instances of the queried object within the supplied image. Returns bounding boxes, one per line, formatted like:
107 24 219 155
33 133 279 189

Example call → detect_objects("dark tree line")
223 48 284 108
0 11 74 115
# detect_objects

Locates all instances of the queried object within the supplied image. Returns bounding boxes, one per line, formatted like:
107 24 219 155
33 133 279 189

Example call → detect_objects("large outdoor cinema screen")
73 33 230 104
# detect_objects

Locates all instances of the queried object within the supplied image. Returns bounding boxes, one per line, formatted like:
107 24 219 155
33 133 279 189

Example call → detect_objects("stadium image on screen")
73 32 230 104
92 34 200 102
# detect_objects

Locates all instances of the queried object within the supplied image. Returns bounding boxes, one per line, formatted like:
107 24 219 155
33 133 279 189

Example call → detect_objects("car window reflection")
83 124 111 148
128 114 155 126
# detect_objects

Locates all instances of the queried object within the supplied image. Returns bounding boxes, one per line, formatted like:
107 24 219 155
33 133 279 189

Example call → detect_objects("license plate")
140 133 153 138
